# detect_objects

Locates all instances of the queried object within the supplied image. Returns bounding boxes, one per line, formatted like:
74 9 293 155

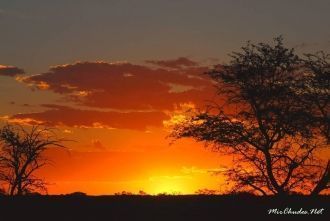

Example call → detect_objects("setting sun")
148 176 189 194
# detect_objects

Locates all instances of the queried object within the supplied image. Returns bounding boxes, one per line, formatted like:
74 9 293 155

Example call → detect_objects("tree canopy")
171 37 329 195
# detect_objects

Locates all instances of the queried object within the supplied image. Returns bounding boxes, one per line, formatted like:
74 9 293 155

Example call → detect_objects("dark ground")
0 195 329 221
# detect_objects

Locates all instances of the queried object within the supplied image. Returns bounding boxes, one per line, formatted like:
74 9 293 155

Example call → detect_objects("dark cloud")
0 65 25 77
20 60 215 110
10 104 168 131
146 57 198 69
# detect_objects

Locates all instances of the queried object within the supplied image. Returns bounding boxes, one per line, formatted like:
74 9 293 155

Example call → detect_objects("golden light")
163 114 187 129
148 175 191 195
163 102 196 129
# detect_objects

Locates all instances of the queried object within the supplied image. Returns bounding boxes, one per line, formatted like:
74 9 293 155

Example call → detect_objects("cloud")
19 60 215 110
0 65 25 77
11 59 218 130
146 57 198 69
63 129 73 134
181 166 225 175
9 104 168 131
4 116 44 125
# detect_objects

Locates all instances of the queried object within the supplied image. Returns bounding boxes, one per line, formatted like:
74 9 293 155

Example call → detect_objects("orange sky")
0 59 232 195
37 137 228 195
1 1 329 196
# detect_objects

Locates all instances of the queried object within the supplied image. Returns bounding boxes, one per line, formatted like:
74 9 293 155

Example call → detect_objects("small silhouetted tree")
0 124 65 195
195 188 220 195
138 190 148 195
171 37 329 195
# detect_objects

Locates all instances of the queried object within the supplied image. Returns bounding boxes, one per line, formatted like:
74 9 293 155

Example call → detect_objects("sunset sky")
0 0 330 195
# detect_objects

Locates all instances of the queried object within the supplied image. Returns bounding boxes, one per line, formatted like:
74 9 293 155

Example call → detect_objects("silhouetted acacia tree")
0 124 65 195
301 52 330 195
171 37 329 195
302 52 330 142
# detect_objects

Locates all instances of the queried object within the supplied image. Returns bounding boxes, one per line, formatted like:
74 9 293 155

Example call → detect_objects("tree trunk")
17 181 23 196
10 181 17 196
9 185 15 196
264 151 287 195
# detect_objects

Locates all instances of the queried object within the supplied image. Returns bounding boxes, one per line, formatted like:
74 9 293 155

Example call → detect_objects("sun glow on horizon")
147 175 192 195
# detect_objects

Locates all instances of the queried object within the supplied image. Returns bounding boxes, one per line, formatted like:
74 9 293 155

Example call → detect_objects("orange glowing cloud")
19 59 216 110
10 104 169 131
10 58 219 132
